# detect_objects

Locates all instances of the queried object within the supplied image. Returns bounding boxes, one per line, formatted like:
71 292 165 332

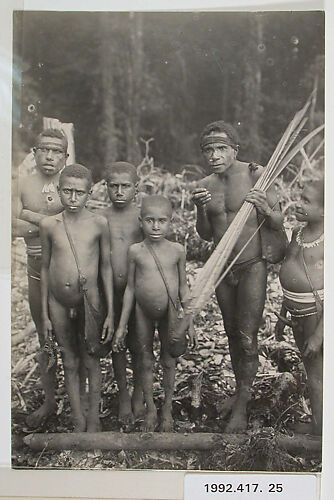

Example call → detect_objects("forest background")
13 11 324 177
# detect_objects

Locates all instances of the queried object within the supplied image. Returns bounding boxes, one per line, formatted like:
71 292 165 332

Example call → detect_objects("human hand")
245 188 271 216
302 334 322 359
42 316 53 343
274 318 286 341
187 321 198 349
112 328 127 352
191 187 212 208
101 314 114 344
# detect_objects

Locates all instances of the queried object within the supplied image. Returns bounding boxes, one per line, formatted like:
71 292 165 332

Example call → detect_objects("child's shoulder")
86 211 109 228
40 213 62 230
128 241 144 254
167 240 185 254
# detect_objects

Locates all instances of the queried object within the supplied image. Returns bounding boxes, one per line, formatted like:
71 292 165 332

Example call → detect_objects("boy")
40 164 113 432
191 120 283 432
277 178 323 435
113 195 196 432
101 162 145 425
12 128 68 428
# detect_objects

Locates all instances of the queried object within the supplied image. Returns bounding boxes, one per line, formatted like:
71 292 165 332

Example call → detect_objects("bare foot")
118 392 135 425
87 415 102 433
224 405 248 433
132 394 146 420
26 401 57 429
72 414 87 433
159 413 174 432
141 409 158 432
216 394 238 419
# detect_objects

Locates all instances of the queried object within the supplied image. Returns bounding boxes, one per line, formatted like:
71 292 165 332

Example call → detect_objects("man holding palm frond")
192 121 284 432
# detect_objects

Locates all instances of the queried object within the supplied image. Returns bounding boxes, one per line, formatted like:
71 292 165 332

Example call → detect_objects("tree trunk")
23 431 321 456
240 14 264 161
99 15 118 163
125 12 143 164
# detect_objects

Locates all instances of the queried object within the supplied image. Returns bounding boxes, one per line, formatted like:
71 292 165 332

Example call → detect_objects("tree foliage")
13 11 324 178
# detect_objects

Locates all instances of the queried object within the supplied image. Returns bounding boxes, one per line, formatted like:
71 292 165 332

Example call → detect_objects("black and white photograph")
10 7 325 475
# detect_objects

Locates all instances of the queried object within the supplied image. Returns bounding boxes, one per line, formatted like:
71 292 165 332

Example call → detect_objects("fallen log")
23 431 321 456
12 321 36 347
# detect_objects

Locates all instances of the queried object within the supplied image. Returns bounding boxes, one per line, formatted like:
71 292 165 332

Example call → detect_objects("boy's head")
33 128 68 177
58 164 93 213
296 177 324 224
105 162 139 208
200 121 239 175
140 195 173 241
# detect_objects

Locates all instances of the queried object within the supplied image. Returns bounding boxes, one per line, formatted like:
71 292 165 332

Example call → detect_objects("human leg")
158 317 176 431
49 296 86 432
224 259 266 432
135 304 157 431
26 262 57 428
112 295 134 425
292 316 323 435
215 280 241 417
127 310 145 419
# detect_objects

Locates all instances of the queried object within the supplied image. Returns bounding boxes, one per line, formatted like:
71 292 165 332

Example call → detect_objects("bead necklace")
296 227 324 248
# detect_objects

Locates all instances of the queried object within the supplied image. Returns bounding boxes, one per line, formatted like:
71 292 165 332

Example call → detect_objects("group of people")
13 121 324 436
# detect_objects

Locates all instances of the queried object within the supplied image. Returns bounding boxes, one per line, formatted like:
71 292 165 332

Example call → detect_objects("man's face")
107 172 137 208
295 185 324 223
140 206 171 241
202 133 237 174
34 136 67 177
58 176 91 213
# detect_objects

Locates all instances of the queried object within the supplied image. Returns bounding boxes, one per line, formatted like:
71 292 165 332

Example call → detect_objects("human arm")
177 247 198 349
274 303 290 340
245 165 284 230
303 314 323 359
99 218 114 343
191 185 213 241
12 185 40 238
112 248 136 352
40 219 53 341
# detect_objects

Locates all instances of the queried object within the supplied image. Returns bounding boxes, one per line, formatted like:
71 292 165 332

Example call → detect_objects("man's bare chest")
207 183 251 217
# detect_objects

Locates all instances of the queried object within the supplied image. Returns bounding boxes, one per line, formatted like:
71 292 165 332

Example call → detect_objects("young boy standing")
40 164 113 432
12 129 68 428
101 162 145 425
277 178 324 435
113 195 196 432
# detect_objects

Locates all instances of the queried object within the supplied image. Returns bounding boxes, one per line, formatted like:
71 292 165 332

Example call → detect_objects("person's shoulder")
88 211 109 228
247 162 265 181
198 174 215 188
128 241 142 258
18 173 38 192
40 214 59 230
168 240 185 254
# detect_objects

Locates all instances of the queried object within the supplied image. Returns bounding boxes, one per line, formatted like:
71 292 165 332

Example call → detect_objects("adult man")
192 121 283 432
13 128 68 427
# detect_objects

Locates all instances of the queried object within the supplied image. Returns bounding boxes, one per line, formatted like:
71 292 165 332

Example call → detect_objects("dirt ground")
11 238 321 472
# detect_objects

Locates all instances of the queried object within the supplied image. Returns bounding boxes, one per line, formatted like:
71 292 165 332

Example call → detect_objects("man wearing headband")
13 128 68 428
192 120 283 432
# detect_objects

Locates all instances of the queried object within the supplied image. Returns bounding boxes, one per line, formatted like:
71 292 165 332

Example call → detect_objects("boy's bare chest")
137 247 178 273
110 219 141 244
22 183 62 214
52 221 99 252
288 240 324 269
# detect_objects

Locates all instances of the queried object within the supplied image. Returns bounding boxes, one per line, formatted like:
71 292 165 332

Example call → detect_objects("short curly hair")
35 128 68 151
200 120 240 147
59 164 92 187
